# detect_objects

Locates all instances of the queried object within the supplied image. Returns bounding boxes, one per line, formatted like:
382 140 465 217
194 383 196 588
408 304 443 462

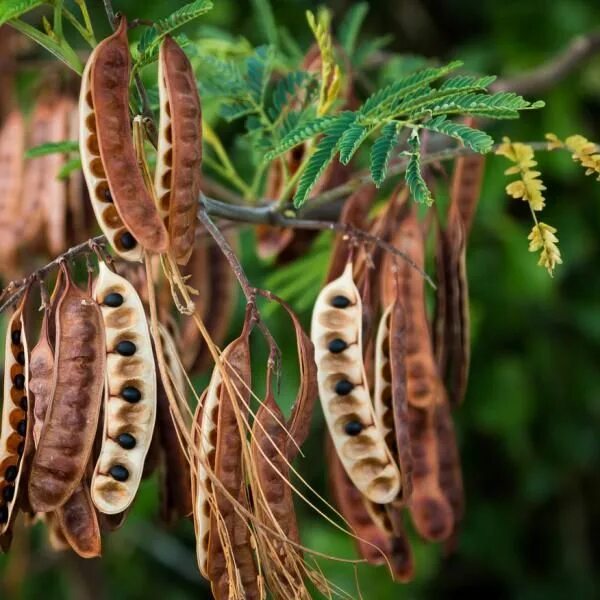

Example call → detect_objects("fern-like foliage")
370 122 400 186
269 58 542 208
25 140 79 158
404 132 433 205
135 1 213 69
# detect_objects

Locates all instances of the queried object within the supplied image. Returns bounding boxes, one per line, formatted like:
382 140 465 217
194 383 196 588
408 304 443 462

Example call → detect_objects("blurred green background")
1 0 599 598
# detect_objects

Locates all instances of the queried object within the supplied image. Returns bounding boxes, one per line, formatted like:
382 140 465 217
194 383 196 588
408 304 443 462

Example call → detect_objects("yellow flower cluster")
546 133 600 180
496 138 546 210
496 137 560 276
528 223 562 277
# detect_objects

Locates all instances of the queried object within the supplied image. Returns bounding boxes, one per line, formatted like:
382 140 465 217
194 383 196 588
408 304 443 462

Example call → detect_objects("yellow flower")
528 222 562 276
546 132 600 180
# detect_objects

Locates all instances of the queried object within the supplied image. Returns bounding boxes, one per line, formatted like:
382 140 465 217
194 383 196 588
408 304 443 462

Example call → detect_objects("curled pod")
373 301 413 502
206 322 259 600
407 404 453 542
29 266 106 513
382 205 441 409
435 200 470 408
312 262 401 504
0 291 32 535
155 36 202 265
79 18 168 259
326 437 414 582
56 474 101 559
44 512 70 552
0 110 25 272
91 262 157 514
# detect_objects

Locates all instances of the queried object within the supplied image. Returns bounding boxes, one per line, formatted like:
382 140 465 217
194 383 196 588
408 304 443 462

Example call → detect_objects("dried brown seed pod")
407 404 453 542
312 262 401 504
433 389 464 542
326 437 414 582
0 110 25 271
198 320 259 598
79 18 168 259
29 265 106 512
91 262 157 514
0 291 32 535
373 301 413 502
19 95 67 255
155 36 202 265
56 474 101 559
382 204 441 409
156 323 192 523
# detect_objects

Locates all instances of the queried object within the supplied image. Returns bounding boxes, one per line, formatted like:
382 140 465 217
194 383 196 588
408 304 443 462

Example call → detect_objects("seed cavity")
109 465 129 482
11 330 21 345
331 295 351 309
334 379 354 395
121 386 141 403
13 374 25 390
4 465 17 482
16 420 26 437
328 338 348 354
2 486 14 503
120 231 137 250
116 340 136 356
116 433 136 450
344 421 364 436
103 292 124 307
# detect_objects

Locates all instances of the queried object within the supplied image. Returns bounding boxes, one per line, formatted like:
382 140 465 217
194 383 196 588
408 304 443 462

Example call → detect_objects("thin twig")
492 31 600 95
197 206 282 375
0 235 107 313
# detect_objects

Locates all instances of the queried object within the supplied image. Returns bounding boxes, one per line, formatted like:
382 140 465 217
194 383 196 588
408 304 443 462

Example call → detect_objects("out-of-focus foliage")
1 0 599 598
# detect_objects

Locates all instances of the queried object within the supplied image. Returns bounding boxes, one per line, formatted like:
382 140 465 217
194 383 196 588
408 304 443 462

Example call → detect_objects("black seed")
109 465 129 482
19 397 27 411
2 485 14 503
117 433 136 450
5 465 17 482
17 442 24 456
121 386 141 403
11 330 21 345
120 231 137 250
328 338 348 354
17 351 25 365
335 379 354 395
13 374 25 390
103 187 113 203
0 505 8 524
331 295 351 309
344 421 364 436
16 420 26 437
104 292 124 307
116 340 136 356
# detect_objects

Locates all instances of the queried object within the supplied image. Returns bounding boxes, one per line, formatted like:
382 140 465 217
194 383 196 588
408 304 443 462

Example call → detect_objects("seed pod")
249 296 317 593
205 321 259 599
44 512 70 552
434 389 464 540
19 95 67 254
312 262 401 504
184 239 237 373
0 291 32 535
156 323 192 523
0 110 25 272
326 437 414 582
155 36 202 265
56 474 101 559
91 262 157 514
29 265 106 512
326 184 377 283
79 18 168 259
382 205 440 409
407 404 453 542
373 301 413 502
